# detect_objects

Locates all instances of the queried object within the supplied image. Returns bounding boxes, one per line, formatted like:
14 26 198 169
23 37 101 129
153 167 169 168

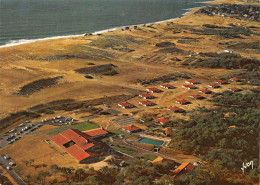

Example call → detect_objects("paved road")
0 156 26 185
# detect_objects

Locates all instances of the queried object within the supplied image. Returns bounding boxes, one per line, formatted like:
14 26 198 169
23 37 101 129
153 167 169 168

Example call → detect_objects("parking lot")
0 116 76 150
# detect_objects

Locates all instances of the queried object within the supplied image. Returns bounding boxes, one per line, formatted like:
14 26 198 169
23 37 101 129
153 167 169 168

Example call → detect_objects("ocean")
0 0 209 47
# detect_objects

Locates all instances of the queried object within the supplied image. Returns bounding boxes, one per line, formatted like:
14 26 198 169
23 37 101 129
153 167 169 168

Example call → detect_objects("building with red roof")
156 118 172 125
176 99 191 105
182 84 197 89
146 88 162 93
167 106 184 113
228 87 242 92
139 101 156 106
199 89 212 94
122 125 142 133
208 84 220 88
139 94 156 99
160 84 175 89
84 128 108 139
170 162 196 178
118 102 135 109
215 80 228 84
190 95 205 99
230 77 241 82
51 129 108 163
185 80 200 84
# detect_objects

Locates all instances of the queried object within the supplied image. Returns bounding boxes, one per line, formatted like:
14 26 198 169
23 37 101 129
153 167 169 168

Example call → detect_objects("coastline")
0 0 218 49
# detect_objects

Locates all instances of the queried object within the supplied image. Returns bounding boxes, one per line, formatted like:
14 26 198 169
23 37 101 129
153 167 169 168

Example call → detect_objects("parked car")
3 155 10 160
6 166 11 170
9 162 16 166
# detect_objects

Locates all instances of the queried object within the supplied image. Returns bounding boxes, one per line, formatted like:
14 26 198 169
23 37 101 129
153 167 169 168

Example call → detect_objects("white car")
6 166 11 170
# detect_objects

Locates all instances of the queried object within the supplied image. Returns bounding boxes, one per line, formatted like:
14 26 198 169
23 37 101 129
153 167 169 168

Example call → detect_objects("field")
0 0 259 183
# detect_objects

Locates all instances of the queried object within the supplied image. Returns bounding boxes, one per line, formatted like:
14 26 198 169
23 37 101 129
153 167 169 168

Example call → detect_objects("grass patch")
108 130 126 135
141 154 158 161
111 145 138 156
47 121 99 136
48 128 68 136
71 121 99 131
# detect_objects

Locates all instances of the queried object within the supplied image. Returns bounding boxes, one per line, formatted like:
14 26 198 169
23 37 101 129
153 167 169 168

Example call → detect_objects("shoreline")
0 0 217 49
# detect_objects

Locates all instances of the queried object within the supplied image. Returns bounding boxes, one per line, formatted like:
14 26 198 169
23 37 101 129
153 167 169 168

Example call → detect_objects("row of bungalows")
118 100 156 109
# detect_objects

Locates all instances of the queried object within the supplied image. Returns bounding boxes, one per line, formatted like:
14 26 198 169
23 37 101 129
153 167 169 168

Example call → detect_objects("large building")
51 129 109 163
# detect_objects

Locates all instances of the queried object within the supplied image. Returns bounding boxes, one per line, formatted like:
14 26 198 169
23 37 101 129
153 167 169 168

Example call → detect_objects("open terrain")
0 0 259 184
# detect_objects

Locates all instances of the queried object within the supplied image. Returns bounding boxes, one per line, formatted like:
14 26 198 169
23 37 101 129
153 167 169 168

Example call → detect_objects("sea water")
0 0 209 47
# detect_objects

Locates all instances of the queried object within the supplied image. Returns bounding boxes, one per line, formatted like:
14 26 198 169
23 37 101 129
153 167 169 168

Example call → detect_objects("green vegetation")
172 91 259 183
193 52 260 71
47 128 69 136
111 145 138 156
108 130 126 135
141 154 158 161
71 121 99 131
48 121 99 136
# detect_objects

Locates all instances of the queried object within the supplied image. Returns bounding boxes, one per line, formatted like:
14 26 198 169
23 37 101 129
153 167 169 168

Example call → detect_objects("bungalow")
139 101 156 106
182 84 197 89
190 95 205 99
199 89 212 94
146 87 162 93
208 84 220 88
118 102 135 109
152 156 173 164
228 87 242 92
230 77 241 82
156 118 172 125
167 106 184 113
122 125 142 133
176 99 191 105
170 162 196 178
139 94 156 99
185 80 200 84
84 128 108 139
215 80 228 85
160 84 175 89
51 129 108 163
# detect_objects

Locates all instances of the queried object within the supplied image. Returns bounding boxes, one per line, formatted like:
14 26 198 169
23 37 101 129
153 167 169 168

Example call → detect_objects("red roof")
161 84 174 88
51 129 98 162
186 80 199 84
199 89 212 93
228 87 241 91
208 84 220 88
118 102 134 108
84 129 108 137
122 125 141 132
183 84 196 89
190 95 204 99
168 106 182 112
176 99 190 104
156 118 171 124
139 94 155 98
215 80 227 84
230 77 241 82
146 87 161 92
139 101 155 105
